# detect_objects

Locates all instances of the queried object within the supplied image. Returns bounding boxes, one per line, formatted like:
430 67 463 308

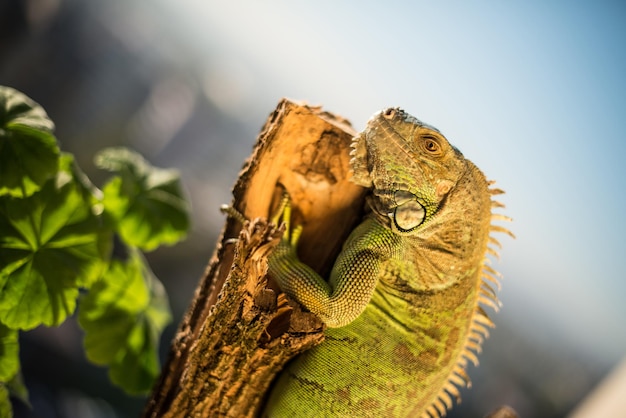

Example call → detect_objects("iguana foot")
221 193 303 251
271 192 303 252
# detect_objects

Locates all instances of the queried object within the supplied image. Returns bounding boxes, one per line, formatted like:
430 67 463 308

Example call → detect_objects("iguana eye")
421 136 442 155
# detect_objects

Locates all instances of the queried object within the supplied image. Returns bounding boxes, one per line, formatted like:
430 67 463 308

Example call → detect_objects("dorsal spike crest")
455 368 472 387
475 307 495 327
486 246 501 259
447 372 467 388
492 214 513 223
484 264 502 278
465 339 482 353
468 331 485 345
482 274 501 290
462 349 480 367
491 225 515 238
439 392 454 409
433 399 447 415
479 295 501 312
488 235 502 248
444 382 461 401
425 405 439 418
480 282 497 298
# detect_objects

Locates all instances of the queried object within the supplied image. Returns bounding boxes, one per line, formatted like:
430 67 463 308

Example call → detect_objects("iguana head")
350 107 468 234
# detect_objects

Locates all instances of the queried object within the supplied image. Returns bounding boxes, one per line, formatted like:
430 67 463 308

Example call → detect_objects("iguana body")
264 108 511 417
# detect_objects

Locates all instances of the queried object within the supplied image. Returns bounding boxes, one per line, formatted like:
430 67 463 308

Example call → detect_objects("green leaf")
79 249 171 394
0 384 11 418
4 371 28 410
0 325 18 382
0 155 111 330
0 86 60 198
0 335 24 418
96 147 190 251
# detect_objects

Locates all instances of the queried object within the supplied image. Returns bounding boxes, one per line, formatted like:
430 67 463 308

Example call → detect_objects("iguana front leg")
268 195 395 328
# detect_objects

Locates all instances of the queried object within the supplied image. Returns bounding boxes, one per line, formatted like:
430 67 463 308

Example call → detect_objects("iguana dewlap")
264 108 512 418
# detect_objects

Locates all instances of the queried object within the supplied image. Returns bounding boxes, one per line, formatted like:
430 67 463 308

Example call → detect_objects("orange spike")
488 235 502 248
465 339 482 354
486 246 501 259
470 323 491 340
484 264 502 278
462 349 480 367
433 399 447 416
448 371 468 388
425 405 439 418
482 274 501 290
479 294 501 312
491 225 515 238
444 382 461 401
475 307 495 327
480 282 497 298
439 392 454 409
492 214 513 222
455 368 472 388
479 289 500 308
468 330 485 345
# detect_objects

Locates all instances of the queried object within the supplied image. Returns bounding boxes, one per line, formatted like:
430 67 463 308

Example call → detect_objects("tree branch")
143 99 366 417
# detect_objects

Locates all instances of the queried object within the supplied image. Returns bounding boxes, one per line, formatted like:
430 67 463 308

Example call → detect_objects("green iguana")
263 107 512 417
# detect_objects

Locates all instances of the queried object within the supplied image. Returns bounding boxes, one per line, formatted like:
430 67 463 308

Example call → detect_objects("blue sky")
148 0 626 365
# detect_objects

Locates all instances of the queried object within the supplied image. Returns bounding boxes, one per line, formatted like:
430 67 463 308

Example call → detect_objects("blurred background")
1 0 625 417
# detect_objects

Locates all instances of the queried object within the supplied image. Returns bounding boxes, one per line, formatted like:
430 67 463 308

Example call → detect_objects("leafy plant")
0 86 190 415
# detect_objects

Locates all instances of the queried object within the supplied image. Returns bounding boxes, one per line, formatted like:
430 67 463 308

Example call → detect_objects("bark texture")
143 99 367 417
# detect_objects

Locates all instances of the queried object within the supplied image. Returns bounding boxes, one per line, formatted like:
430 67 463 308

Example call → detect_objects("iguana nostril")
382 108 396 119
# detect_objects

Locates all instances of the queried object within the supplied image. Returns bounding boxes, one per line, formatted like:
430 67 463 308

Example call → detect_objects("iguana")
263 107 512 417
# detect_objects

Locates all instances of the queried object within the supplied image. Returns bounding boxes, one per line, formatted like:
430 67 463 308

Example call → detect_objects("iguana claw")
271 192 303 249
219 204 247 224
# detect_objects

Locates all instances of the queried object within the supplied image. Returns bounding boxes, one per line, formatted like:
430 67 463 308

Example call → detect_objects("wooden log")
143 99 367 417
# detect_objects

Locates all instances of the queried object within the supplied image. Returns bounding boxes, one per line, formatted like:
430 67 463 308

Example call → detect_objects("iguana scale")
263 107 512 417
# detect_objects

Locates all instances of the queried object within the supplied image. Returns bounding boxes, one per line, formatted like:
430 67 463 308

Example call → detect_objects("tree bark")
143 99 367 417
